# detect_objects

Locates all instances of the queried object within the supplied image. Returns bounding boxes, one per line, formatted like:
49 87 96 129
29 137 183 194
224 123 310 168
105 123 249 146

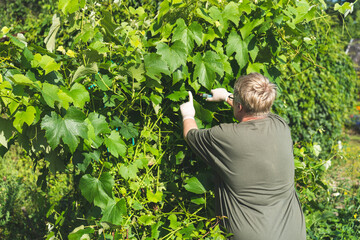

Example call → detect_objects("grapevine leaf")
11 74 34 86
193 100 213 123
168 214 181 229
39 55 61 75
166 91 188 101
88 112 110 136
193 51 224 90
0 118 15 148
41 107 88 153
68 226 94 240
240 17 264 40
58 0 80 15
72 63 98 83
13 106 36 133
45 151 65 173
156 41 187 73
191 197 206 205
68 83 90 109
104 131 126 158
147 191 163 203
226 30 249 69
41 83 61 108
138 215 155 226
144 53 170 81
172 19 202 52
223 2 240 26
184 177 206 194
119 122 138 140
119 164 138 180
44 14 60 53
79 172 114 209
101 198 127 225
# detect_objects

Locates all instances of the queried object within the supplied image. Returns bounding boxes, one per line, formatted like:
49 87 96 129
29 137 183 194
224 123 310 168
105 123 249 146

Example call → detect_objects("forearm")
183 118 198 138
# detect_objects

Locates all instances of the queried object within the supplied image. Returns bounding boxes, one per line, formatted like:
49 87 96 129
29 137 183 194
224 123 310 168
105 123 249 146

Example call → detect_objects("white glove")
206 88 231 102
180 91 195 121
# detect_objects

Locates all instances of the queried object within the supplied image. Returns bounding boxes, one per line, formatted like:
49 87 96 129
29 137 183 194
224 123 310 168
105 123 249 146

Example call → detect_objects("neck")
240 114 268 122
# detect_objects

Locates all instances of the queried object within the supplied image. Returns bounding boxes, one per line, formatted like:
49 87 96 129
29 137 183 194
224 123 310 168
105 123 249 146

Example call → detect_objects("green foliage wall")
0 0 358 239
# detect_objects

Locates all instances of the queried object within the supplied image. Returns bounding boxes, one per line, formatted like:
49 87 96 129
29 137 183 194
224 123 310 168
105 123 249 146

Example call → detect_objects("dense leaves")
0 0 358 239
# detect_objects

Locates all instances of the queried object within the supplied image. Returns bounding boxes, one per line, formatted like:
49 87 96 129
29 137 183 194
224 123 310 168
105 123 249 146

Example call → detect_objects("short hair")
233 72 277 116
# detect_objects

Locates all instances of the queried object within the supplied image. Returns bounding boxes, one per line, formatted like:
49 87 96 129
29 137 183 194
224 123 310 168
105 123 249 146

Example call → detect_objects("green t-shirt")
186 114 306 240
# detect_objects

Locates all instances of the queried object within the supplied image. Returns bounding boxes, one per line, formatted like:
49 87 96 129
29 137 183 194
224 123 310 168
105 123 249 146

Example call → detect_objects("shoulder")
268 113 290 127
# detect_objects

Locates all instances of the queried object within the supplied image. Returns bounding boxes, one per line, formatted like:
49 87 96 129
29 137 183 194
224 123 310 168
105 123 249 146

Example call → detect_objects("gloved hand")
180 91 195 121
206 88 231 102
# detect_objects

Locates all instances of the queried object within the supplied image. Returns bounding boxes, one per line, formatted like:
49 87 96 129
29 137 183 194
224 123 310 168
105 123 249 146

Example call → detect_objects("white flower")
323 160 331 170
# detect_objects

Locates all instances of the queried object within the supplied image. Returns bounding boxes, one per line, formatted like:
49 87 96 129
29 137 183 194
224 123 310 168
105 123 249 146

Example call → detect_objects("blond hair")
233 72 277 116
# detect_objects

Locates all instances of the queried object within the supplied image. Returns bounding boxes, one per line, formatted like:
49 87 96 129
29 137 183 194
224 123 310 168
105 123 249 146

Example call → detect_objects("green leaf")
223 2 240 26
240 17 264 40
79 172 114 209
191 197 206 205
101 198 127 225
193 51 224 90
184 177 206 194
41 83 60 108
166 91 188 101
46 151 66 173
11 74 34 86
8 35 26 49
144 53 170 81
156 41 187 73
104 131 126 158
68 226 94 240
0 118 16 148
172 19 203 52
168 214 181 229
226 30 249 69
138 215 155 226
13 106 36 133
39 55 61 75
119 122 138 140
119 164 138 180
59 0 80 15
147 191 163 203
41 107 88 153
193 100 213 123
68 83 90 109
72 63 98 83
88 112 110 136
44 14 60 53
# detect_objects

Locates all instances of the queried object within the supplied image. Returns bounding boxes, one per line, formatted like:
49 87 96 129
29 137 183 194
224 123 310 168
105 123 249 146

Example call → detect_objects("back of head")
233 72 277 116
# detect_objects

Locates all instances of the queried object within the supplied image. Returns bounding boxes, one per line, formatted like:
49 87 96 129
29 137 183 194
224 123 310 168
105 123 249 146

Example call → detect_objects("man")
180 72 306 240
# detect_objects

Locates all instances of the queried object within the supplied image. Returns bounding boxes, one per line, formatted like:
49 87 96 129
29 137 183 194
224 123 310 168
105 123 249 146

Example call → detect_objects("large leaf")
58 0 80 15
68 83 90 109
226 30 249 70
172 18 202 52
79 172 114 209
13 106 36 133
240 17 264 39
144 53 170 81
41 107 88 153
104 131 126 158
184 177 206 194
88 112 110 136
44 14 60 53
41 83 61 108
193 51 224 90
156 41 187 73
101 198 127 225
72 63 98 83
0 118 15 148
